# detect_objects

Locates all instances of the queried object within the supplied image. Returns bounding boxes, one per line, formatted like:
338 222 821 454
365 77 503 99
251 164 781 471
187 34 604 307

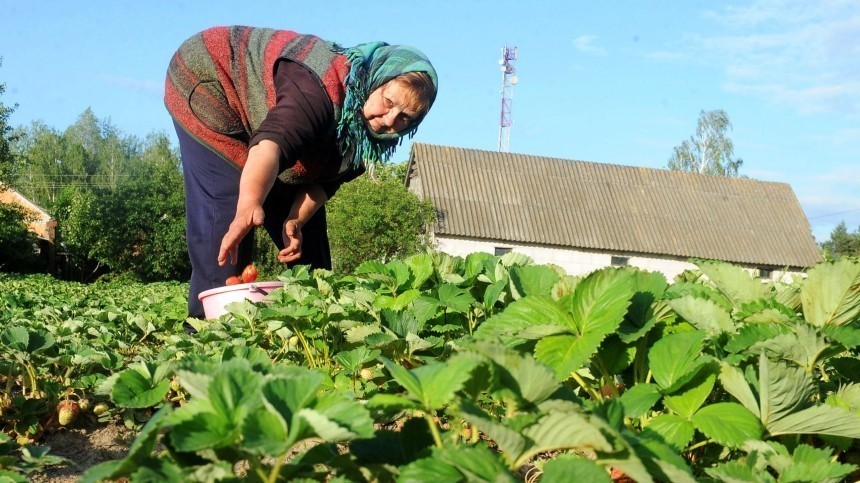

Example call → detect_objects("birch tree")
668 109 743 177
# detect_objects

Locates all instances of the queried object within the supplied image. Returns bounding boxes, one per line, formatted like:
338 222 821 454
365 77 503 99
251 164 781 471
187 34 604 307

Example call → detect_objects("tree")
820 221 860 261
0 58 18 187
667 109 743 177
61 131 189 281
326 163 437 273
0 202 41 272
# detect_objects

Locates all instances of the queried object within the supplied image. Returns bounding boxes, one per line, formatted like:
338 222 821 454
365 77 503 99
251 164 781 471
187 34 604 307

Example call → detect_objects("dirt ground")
29 417 135 483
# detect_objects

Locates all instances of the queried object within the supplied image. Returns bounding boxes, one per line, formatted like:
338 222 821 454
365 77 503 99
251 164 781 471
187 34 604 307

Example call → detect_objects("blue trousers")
176 124 331 318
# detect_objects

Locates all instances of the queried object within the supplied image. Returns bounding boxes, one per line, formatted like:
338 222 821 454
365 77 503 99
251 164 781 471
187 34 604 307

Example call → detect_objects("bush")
0 200 42 272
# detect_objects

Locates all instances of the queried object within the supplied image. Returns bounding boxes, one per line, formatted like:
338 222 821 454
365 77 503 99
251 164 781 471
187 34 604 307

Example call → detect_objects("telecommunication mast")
498 45 518 152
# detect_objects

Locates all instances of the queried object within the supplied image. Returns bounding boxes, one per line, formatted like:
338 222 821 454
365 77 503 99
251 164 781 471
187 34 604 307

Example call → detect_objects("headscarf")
336 42 438 170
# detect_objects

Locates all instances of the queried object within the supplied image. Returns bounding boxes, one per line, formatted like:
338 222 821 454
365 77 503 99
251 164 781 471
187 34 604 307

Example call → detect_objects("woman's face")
362 80 418 135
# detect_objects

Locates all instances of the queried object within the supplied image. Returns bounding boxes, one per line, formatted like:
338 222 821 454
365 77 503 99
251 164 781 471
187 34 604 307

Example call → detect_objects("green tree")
0 202 41 272
820 221 860 260
0 58 18 186
61 132 189 281
326 163 436 273
668 109 743 177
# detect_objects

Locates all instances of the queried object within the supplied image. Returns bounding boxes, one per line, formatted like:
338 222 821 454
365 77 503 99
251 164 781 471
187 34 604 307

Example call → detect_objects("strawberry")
57 400 80 426
241 264 258 283
92 402 110 416
225 276 241 286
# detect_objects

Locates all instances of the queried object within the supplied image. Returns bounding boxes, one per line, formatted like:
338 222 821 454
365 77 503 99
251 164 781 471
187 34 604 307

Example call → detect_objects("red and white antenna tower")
498 44 518 152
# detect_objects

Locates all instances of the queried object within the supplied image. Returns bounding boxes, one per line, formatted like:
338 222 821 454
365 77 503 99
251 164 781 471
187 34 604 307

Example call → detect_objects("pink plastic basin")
198 281 284 319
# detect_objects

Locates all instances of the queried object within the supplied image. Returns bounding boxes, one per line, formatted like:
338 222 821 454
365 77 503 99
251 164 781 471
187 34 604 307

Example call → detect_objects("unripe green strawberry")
170 378 181 392
92 402 110 416
57 400 80 426
78 398 91 411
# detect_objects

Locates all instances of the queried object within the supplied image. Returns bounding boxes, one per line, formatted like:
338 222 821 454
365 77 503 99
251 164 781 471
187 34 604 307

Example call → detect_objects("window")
494 247 512 256
759 268 772 279
611 256 629 267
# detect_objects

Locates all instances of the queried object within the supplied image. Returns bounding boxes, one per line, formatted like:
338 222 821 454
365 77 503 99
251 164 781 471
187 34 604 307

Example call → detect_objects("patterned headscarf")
336 42 438 170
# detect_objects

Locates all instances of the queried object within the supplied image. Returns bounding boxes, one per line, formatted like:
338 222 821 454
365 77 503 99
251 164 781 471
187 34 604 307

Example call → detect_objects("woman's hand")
218 205 265 266
217 140 280 266
278 219 303 263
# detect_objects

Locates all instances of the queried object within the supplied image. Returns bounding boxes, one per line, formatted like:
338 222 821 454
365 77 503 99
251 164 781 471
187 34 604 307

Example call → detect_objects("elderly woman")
165 26 438 319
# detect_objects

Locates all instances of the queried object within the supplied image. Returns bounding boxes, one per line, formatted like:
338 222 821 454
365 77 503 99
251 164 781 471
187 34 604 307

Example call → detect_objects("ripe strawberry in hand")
241 264 258 283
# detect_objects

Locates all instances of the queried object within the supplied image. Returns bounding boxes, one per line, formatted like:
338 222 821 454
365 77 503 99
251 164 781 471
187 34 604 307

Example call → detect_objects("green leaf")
767 404 860 438
535 269 635 379
404 252 434 289
334 346 382 374
725 322 790 354
541 457 611 483
619 383 661 418
111 365 171 409
759 355 814 426
801 258 860 327
697 259 771 305
435 283 476 313
705 461 769 483
718 362 760 417
206 359 263 428
262 368 325 425
397 457 466 483
380 355 480 411
509 264 561 298
517 410 614 468
466 341 560 405
350 417 435 465
365 393 420 412
667 295 735 337
641 414 695 451
169 410 235 452
457 401 526 467
692 402 763 447
648 330 706 391
241 407 289 455
433 445 516 482
475 295 573 346
663 367 717 419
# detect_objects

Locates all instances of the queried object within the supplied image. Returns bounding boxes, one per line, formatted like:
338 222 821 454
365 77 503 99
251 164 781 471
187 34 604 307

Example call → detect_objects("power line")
808 208 860 220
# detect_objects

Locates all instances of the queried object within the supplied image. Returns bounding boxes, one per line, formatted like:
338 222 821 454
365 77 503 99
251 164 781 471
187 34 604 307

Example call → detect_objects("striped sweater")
164 26 349 171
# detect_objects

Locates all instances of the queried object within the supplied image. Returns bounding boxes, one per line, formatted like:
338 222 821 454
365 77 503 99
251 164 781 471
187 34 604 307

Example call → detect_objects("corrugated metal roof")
406 143 822 268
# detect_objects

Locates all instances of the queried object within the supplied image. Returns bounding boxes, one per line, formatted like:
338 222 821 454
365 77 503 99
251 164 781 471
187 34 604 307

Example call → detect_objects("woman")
165 26 438 319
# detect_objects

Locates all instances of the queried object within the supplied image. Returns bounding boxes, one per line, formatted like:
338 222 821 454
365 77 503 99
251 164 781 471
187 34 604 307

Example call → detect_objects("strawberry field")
1 253 859 482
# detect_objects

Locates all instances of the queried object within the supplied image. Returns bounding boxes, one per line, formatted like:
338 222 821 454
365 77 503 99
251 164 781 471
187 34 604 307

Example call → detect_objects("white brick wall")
434 235 802 282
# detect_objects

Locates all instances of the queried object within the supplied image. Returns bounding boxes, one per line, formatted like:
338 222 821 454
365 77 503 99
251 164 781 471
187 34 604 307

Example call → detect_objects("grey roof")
406 143 822 268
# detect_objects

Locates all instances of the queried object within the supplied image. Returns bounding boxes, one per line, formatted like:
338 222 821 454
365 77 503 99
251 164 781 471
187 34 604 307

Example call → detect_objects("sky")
2 0 858 243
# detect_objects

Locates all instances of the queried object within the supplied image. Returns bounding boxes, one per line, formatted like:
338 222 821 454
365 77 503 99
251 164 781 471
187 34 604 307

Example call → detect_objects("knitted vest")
164 26 349 173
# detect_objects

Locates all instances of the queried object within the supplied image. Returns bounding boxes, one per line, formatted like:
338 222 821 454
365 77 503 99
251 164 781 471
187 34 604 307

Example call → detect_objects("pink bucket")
198 281 284 319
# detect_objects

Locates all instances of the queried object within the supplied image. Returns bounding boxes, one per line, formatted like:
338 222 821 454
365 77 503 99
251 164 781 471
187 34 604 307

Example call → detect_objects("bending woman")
165 26 438 319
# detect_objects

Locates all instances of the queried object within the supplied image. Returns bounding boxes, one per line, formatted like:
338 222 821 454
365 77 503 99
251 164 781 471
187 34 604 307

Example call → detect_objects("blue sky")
2 1 858 243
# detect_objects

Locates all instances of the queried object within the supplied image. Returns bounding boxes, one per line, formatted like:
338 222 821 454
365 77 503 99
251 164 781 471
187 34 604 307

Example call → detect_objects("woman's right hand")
218 140 280 266
218 205 265 266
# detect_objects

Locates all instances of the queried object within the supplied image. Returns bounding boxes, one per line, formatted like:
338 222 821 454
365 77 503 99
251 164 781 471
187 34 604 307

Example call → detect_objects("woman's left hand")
278 219 303 263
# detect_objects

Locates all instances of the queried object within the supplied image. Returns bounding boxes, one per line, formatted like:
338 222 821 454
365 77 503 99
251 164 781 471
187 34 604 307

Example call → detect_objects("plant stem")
424 412 444 448
569 371 602 401
685 439 714 452
293 325 317 368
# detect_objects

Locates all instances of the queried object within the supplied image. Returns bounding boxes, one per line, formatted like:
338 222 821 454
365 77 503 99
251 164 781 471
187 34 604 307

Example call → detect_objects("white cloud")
696 0 860 115
572 35 606 56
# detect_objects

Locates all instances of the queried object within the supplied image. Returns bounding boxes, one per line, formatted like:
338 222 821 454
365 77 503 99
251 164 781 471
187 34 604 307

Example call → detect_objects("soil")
29 416 135 483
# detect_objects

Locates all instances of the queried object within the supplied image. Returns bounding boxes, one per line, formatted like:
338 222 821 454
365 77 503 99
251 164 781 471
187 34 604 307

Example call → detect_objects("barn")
405 143 821 280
